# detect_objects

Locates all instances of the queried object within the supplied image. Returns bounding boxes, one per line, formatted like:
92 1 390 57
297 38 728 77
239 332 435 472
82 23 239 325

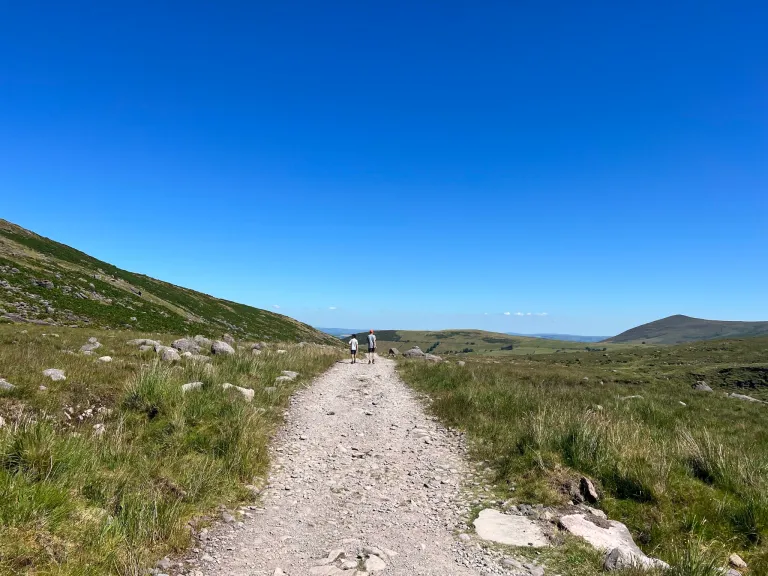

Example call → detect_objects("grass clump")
0 324 340 575
398 336 768 573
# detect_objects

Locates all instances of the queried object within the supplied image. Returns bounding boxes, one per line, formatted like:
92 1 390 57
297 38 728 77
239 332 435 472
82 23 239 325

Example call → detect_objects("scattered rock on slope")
403 346 425 358
42 368 66 381
211 340 236 355
425 353 443 363
222 333 236 345
222 383 255 401
0 378 15 391
127 338 162 347
157 346 181 362
388 347 400 356
693 381 713 392
728 393 765 404
194 335 213 348
172 338 201 354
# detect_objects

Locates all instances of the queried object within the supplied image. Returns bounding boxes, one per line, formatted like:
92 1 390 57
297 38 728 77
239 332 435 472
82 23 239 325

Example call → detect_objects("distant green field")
399 336 768 574
354 329 629 356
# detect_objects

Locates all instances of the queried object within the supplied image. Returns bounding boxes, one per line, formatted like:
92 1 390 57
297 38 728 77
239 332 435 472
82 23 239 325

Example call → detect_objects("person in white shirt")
367 330 377 364
349 335 359 363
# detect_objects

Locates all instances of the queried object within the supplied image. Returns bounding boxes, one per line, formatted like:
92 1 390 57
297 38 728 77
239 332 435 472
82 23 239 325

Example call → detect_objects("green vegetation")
0 324 341 575
371 329 629 356
398 337 768 573
606 314 768 345
0 219 338 345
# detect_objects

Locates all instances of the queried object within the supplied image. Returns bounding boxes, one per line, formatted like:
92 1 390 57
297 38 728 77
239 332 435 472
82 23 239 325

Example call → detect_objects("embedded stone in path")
472 509 548 547
559 514 668 570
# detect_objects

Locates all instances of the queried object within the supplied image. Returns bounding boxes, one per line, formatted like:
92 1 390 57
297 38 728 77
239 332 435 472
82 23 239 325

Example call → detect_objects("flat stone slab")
473 509 548 547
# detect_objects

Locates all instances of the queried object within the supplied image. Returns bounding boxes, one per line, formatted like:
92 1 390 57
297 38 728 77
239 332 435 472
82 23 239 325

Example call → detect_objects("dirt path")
192 356 482 576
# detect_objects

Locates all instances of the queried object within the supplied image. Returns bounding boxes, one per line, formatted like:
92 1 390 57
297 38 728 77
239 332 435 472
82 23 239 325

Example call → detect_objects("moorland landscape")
1 221 766 576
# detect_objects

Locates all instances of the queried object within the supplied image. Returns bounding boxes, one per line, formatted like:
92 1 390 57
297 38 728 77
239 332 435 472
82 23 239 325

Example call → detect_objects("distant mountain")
0 219 339 344
506 332 608 343
317 327 365 338
604 315 768 345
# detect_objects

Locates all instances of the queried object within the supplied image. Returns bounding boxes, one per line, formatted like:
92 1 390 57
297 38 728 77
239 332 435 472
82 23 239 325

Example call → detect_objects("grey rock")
560 514 668 570
42 368 66 381
0 416 5 427
473 509 548 547
729 553 747 569
182 382 204 393
211 340 236 355
97 356 112 363
424 353 443 362
0 378 15 391
158 347 181 362
172 338 201 354
388 347 400 356
693 381 713 392
80 341 102 352
580 476 599 502
127 338 162 347
138 345 153 352
194 335 212 348
728 393 765 404
222 383 255 402
364 555 387 572
221 510 236 523
403 347 425 358
188 354 211 363
222 333 236 344
457 361 466 366
281 371 300 380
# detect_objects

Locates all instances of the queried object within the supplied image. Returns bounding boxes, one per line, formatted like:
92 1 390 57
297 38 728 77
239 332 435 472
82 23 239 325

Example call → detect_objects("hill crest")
0 219 337 344
605 314 768 344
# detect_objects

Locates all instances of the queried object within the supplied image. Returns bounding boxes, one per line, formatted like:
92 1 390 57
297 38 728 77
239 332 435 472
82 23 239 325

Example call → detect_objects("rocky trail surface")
187 357 494 576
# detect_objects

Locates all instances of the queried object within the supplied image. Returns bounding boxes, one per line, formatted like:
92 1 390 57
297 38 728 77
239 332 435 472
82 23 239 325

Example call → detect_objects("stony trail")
195 356 483 576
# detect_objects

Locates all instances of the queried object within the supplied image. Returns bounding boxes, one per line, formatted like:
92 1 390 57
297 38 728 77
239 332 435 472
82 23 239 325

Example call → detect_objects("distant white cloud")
329 306 337 310
273 304 280 309
514 312 524 316
535 312 548 316
512 311 548 317
503 312 511 316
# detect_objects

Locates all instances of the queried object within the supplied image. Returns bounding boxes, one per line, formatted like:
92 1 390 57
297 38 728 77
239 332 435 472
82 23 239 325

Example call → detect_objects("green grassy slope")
0 324 341 574
605 314 768 345
361 329 625 356
0 219 338 345
398 336 768 574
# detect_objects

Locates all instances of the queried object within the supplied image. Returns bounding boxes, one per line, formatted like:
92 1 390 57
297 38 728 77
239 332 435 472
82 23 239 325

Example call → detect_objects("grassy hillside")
0 324 341 574
363 329 626 356
0 219 338 346
399 337 768 574
606 314 768 345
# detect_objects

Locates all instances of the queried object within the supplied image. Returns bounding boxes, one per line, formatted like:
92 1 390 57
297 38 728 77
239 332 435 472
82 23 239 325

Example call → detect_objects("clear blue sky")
1 1 766 335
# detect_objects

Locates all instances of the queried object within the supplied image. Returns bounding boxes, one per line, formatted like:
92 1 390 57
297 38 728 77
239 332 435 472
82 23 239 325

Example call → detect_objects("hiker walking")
349 334 359 363
367 329 377 364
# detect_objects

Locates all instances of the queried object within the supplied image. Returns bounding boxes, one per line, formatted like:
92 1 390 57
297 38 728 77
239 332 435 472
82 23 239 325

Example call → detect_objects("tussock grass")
0 325 341 575
399 337 768 573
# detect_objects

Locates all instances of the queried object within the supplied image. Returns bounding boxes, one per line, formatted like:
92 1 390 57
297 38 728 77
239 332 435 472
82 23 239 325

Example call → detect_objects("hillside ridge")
0 218 337 344
605 314 768 344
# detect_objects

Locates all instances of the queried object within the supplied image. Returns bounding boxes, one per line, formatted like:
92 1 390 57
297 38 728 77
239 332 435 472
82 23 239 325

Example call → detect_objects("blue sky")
1 1 766 335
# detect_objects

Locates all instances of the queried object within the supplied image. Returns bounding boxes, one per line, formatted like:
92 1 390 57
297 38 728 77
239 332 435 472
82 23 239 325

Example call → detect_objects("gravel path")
194 356 482 576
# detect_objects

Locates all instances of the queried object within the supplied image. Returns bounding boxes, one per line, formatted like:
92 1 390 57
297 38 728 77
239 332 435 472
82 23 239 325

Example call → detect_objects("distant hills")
605 314 768 345
368 329 612 356
0 219 338 344
506 332 608 343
